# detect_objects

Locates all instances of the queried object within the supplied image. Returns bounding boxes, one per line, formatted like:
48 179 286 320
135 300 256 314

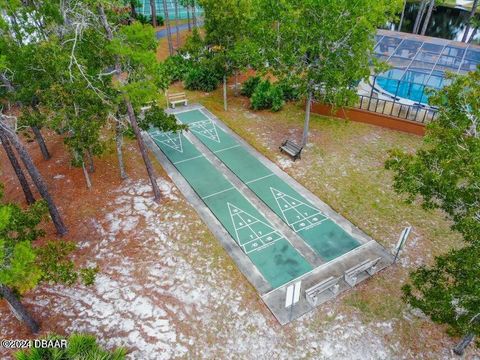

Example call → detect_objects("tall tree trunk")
130 1 137 18
192 2 197 28
78 152 92 189
82 163 92 188
86 149 95 173
462 0 479 42
125 99 161 202
413 0 428 34
469 26 478 43
234 71 239 96
0 285 40 334
162 0 174 55
150 0 157 27
0 124 67 235
398 0 407 31
223 75 228 111
276 20 281 50
420 0 435 36
115 119 128 180
174 0 180 49
0 131 35 205
301 90 313 147
31 126 51 160
98 4 162 201
186 4 191 31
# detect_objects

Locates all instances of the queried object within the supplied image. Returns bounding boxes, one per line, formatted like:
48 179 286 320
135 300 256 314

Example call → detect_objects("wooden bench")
140 101 154 112
305 276 341 306
279 139 303 161
344 257 381 287
166 92 188 108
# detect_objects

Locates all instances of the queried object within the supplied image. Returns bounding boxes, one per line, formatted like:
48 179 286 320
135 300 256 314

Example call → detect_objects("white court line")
299 220 329 232
170 108 212 123
189 119 211 126
214 144 241 153
292 218 329 232
245 173 275 185
290 216 327 227
173 155 204 165
169 107 204 115
201 187 235 200
257 229 278 240
172 107 306 254
248 241 276 254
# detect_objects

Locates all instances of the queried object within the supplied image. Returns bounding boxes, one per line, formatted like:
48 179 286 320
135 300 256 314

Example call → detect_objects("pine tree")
0 122 67 236
0 185 97 333
15 333 126 359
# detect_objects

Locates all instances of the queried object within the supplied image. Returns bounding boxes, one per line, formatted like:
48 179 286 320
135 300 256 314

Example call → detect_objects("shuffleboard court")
175 109 361 261
148 129 313 289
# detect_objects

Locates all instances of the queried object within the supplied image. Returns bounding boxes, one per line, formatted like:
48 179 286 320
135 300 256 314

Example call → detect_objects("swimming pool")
373 31 480 104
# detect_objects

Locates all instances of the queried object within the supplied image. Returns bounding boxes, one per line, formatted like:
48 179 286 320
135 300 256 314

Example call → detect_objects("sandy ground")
1 114 478 359
0 28 478 359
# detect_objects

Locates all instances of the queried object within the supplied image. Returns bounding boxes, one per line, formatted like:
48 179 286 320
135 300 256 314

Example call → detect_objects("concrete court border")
144 103 394 324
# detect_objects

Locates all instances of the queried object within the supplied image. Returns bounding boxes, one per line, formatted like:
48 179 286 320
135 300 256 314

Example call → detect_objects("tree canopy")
386 68 480 246
0 184 97 295
386 68 480 345
255 0 401 105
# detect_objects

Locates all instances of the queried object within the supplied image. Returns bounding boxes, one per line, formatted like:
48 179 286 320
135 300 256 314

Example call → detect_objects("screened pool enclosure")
136 0 203 20
373 30 480 105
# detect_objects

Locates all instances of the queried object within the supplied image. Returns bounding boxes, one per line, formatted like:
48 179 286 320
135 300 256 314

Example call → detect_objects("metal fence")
137 0 204 20
354 94 438 124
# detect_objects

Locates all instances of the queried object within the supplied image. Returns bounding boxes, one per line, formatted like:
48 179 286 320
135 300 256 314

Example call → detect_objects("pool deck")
144 104 394 324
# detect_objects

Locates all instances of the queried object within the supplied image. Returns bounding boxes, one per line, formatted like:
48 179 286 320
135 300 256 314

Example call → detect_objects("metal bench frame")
344 257 381 287
305 276 341 306
279 139 303 161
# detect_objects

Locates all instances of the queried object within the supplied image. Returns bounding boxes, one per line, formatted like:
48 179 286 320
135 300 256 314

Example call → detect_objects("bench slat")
305 276 341 306
166 92 188 109
279 139 303 161
306 276 339 295
344 257 381 287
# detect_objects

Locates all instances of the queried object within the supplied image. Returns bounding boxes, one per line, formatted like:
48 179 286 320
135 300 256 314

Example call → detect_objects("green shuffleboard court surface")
148 128 313 288
175 109 361 261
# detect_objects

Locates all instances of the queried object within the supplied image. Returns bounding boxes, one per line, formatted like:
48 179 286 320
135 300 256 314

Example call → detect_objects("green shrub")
276 78 300 101
135 14 149 24
184 60 222 92
182 28 205 60
155 15 165 27
269 86 285 111
15 333 126 359
162 55 192 83
251 80 284 112
251 80 272 109
241 76 261 98
135 14 164 26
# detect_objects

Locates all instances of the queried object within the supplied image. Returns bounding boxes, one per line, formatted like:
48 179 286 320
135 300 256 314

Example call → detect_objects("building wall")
137 0 203 20
311 102 426 136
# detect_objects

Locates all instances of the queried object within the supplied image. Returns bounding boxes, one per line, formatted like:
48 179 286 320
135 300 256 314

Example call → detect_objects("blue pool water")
375 69 439 104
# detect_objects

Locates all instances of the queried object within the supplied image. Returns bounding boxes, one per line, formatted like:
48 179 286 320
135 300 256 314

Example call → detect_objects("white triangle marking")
270 187 326 232
190 120 221 143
